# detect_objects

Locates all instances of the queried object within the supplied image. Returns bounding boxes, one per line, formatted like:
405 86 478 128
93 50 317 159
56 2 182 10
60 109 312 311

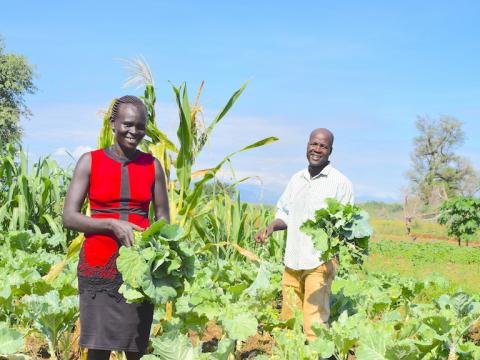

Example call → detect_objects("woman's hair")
109 95 147 122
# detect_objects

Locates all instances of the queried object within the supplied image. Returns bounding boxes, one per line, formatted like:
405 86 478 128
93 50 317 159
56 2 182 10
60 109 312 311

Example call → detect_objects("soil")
469 320 480 344
24 332 50 359
201 320 223 353
237 332 274 359
191 320 276 359
22 324 82 360
202 320 223 342
187 328 200 347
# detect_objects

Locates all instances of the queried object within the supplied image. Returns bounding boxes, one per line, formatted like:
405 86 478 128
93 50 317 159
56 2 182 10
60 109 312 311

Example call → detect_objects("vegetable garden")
0 66 479 359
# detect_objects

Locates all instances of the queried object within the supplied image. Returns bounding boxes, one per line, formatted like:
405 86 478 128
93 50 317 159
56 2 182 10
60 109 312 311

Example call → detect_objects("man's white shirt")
275 164 354 270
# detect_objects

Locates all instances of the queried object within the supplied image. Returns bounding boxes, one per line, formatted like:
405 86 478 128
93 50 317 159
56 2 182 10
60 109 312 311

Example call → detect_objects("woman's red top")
77 148 155 293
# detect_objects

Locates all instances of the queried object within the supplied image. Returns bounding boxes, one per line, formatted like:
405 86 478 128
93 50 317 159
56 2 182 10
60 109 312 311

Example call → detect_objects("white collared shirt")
275 164 354 270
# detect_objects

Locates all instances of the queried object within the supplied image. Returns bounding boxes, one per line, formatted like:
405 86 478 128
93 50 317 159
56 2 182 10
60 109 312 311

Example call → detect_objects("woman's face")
111 103 147 151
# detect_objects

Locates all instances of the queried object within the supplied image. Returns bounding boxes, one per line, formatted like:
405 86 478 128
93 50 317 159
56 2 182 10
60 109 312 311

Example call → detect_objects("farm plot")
1 79 479 359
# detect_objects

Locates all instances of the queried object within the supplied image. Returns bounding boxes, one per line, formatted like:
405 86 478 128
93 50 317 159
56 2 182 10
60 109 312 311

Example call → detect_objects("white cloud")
24 103 104 142
72 145 94 158
53 145 94 165
23 100 411 203
53 147 68 157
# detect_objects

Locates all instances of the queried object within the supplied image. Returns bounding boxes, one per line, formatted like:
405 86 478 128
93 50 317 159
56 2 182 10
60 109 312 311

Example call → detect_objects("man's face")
306 131 332 168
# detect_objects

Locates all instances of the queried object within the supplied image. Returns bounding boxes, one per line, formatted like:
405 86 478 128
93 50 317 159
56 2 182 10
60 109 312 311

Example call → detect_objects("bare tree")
407 116 479 205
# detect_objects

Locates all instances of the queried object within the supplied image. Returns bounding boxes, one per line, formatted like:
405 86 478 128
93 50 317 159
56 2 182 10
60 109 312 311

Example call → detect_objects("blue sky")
2 1 479 203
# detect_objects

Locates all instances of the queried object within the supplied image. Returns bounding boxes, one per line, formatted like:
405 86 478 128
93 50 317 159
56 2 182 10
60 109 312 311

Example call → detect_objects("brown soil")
237 332 274 359
187 329 200 347
24 332 50 359
469 320 480 344
202 320 223 342
201 320 224 353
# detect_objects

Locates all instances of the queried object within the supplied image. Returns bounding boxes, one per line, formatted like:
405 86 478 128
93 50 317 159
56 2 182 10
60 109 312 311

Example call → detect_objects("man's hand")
255 219 287 244
109 219 144 247
255 224 274 244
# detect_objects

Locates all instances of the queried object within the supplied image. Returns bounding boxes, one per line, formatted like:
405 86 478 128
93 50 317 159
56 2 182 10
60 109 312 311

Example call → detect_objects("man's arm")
254 218 287 243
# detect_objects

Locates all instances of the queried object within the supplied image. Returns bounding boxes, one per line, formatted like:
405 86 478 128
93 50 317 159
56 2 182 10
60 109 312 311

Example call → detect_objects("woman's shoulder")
78 148 107 169
73 151 92 177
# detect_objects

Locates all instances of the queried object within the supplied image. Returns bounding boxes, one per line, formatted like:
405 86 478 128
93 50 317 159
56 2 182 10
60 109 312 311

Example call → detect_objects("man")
255 128 353 342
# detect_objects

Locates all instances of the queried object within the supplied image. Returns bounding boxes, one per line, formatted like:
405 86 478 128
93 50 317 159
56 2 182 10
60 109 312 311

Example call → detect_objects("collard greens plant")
117 219 195 304
300 198 372 265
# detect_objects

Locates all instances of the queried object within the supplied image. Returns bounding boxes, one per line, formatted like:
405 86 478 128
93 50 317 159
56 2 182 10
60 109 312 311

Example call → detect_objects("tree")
0 36 36 147
407 116 479 205
438 197 480 246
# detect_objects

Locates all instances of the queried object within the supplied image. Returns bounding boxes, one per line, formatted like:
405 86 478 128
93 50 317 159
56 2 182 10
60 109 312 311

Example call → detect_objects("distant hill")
237 183 405 221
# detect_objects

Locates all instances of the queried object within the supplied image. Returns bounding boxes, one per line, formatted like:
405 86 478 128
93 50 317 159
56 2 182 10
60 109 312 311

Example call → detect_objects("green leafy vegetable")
117 219 195 304
0 323 24 355
301 198 373 265
22 290 78 359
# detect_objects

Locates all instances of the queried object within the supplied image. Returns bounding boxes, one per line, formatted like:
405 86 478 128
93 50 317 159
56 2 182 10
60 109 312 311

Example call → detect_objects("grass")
365 236 480 296
366 213 480 298
371 218 447 238
371 218 480 244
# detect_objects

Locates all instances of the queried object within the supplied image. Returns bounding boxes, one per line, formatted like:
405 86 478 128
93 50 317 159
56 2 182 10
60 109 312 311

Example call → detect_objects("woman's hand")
108 219 144 247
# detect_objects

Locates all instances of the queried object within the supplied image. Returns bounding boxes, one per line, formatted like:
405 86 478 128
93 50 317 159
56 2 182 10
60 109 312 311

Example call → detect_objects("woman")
63 95 170 360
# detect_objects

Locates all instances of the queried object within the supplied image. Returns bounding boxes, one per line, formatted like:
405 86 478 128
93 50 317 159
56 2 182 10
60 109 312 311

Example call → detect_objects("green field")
1 82 479 359
366 216 480 296
366 239 480 295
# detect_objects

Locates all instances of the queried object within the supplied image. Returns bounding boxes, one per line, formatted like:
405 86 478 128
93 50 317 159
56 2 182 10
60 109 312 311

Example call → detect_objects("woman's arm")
62 152 143 246
152 158 170 223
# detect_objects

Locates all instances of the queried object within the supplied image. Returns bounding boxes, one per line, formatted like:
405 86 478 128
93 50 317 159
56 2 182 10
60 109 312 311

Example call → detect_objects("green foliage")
0 231 76 325
438 196 480 246
0 323 24 355
371 240 480 265
143 332 201 360
174 257 281 338
171 81 278 228
0 145 70 235
22 291 79 359
1 55 480 358
270 317 323 359
117 219 195 304
0 36 37 146
324 273 480 359
300 198 372 267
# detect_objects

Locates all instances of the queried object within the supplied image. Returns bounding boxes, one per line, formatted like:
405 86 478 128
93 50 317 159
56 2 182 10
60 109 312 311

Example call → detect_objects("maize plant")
97 58 278 234
0 144 70 235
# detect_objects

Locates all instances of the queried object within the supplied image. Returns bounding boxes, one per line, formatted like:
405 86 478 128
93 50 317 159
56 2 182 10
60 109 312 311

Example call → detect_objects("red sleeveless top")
78 148 155 287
